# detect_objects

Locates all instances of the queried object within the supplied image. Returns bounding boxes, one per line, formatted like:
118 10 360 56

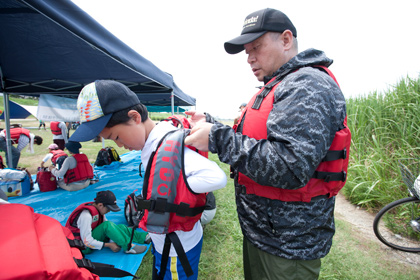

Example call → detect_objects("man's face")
244 33 286 82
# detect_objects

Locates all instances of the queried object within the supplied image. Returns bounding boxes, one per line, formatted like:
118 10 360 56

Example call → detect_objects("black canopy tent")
0 0 195 165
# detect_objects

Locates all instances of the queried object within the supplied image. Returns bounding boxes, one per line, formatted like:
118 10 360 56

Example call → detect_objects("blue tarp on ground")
8 150 148 279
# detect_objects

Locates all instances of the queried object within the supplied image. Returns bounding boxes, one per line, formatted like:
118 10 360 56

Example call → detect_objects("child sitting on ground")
69 80 227 280
65 190 150 254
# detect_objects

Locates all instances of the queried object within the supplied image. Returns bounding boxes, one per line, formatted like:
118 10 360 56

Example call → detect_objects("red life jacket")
64 154 94 184
51 149 68 165
235 66 351 202
50 121 62 135
138 129 207 234
1 203 100 280
163 115 208 158
5 127 31 144
65 202 104 240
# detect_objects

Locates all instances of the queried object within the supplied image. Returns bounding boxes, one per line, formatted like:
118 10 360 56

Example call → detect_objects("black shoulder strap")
158 232 193 279
68 238 138 279
73 257 138 279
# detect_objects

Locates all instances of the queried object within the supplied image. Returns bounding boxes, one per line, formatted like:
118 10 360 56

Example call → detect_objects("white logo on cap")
243 16 259 29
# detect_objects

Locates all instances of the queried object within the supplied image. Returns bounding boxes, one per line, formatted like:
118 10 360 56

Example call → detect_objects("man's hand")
48 166 54 172
105 242 121 252
185 111 206 128
185 122 214 152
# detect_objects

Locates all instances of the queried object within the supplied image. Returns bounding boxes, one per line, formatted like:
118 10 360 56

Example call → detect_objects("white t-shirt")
141 122 227 256
42 153 53 163
77 209 108 250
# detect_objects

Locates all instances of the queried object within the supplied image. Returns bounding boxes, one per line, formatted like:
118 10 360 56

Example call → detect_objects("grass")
344 75 420 211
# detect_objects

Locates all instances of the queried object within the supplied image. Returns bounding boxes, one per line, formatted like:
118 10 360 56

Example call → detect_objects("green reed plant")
344 75 420 210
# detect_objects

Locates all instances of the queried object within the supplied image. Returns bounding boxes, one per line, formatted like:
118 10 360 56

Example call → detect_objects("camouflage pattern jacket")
208 48 347 260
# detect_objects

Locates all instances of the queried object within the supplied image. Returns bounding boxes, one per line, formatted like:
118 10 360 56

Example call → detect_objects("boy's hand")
105 242 121 252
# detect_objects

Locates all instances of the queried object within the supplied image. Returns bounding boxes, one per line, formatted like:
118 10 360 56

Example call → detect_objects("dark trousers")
0 137 20 168
243 237 321 280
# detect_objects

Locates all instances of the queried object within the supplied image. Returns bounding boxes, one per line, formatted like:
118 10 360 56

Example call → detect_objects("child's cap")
69 80 141 142
65 141 81 154
94 190 121 212
47 143 59 150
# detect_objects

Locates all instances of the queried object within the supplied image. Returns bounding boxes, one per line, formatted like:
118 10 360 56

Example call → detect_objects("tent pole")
2 93 13 168
0 66 13 168
171 92 174 115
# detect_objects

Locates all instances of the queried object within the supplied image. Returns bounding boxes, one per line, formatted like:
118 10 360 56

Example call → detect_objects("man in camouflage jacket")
186 8 347 280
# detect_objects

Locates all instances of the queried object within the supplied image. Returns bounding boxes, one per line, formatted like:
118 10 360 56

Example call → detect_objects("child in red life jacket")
69 80 227 280
49 141 93 191
65 190 150 255
41 143 68 170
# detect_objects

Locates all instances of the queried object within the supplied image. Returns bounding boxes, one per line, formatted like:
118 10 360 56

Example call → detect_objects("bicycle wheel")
373 196 420 252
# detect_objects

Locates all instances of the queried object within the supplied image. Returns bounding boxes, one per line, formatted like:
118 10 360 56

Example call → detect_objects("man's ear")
281 30 294 50
127 110 141 123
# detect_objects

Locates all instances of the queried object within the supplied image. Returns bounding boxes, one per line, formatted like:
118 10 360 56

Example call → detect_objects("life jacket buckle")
342 171 347 182
154 197 167 214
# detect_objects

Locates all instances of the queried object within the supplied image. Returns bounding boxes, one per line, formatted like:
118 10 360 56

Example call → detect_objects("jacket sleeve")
77 210 104 250
209 67 346 190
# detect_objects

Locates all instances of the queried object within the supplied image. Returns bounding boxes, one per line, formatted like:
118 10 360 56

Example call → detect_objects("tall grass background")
344 76 420 211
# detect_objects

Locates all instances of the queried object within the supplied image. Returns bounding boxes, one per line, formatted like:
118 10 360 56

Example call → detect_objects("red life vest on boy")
163 115 209 159
235 66 351 202
64 154 94 184
5 127 31 144
50 121 62 135
138 129 207 234
51 149 68 165
65 202 104 240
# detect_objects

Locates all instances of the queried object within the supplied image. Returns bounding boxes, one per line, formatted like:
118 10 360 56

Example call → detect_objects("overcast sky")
72 0 420 119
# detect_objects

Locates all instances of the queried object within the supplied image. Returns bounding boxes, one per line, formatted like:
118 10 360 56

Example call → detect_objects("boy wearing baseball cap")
70 80 226 279
65 190 150 254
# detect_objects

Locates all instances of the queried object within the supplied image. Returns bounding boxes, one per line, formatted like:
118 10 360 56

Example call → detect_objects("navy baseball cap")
224 8 297 54
94 190 121 212
69 80 141 142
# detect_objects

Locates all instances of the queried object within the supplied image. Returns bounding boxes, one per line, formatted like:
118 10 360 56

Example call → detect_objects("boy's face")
99 111 147 151
96 203 110 215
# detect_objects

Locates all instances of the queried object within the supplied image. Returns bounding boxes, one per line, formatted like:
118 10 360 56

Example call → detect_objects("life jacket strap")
137 197 205 217
312 170 347 183
73 257 138 279
159 232 193 279
322 148 347 162
67 238 85 250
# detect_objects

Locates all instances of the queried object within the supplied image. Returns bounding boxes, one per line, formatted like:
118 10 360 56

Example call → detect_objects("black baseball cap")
94 190 121 212
69 80 141 142
224 8 297 54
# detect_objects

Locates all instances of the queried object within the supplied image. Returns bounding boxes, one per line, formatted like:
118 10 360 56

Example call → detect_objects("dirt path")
334 193 420 267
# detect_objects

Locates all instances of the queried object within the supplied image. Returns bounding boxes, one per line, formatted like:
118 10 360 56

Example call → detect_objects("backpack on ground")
94 147 120 167
36 167 57 192
124 189 144 228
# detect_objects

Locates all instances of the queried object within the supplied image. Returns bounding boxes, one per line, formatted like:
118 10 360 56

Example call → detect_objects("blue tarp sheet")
8 150 148 279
